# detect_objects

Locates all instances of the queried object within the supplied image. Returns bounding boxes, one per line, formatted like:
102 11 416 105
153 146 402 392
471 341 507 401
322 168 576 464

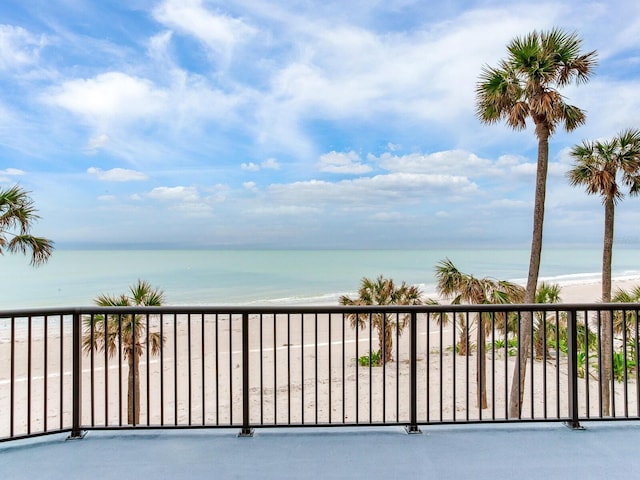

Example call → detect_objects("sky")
0 0 639 250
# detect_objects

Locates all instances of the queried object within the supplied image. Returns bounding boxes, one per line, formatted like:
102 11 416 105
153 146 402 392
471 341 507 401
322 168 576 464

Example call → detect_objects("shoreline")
265 274 640 307
4 248 640 309
1 274 640 312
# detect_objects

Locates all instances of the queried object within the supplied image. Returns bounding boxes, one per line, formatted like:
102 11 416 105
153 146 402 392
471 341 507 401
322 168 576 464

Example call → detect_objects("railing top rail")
1 302 640 317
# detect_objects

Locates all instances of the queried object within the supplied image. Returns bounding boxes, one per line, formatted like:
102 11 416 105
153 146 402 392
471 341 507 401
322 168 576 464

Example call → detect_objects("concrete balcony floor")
1 422 638 479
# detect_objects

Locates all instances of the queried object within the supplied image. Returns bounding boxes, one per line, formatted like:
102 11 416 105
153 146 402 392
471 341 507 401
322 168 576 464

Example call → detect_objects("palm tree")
612 285 640 342
568 128 640 415
435 259 525 409
476 28 597 417
0 185 54 266
340 275 422 365
83 279 165 424
533 282 562 358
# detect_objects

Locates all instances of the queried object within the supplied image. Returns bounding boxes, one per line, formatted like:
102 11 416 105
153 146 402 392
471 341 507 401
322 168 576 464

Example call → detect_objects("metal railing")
1 303 639 441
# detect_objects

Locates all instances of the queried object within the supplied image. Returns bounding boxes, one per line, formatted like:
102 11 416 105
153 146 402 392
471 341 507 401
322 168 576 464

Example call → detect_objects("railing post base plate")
238 428 254 437
405 425 422 434
66 430 87 440
563 421 584 430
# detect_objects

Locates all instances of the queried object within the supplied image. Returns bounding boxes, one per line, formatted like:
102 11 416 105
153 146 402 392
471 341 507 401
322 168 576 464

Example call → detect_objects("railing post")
68 310 86 439
239 312 254 437
405 311 421 434
564 309 583 430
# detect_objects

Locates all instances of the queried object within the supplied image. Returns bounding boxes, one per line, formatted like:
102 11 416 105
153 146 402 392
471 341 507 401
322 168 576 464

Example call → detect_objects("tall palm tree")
568 128 640 415
340 275 422 365
435 259 525 409
0 185 54 266
83 279 165 424
476 28 597 417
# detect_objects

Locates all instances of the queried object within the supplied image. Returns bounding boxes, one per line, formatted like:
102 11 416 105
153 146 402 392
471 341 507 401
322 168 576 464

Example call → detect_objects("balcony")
1 304 640 477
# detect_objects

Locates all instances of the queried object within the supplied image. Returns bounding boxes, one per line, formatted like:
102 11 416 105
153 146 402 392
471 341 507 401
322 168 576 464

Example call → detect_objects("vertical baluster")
406 311 420 434
565 309 581 429
239 312 253 437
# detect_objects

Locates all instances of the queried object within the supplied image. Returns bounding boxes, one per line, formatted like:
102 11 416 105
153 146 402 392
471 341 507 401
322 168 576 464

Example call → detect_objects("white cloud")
0 25 46 70
387 143 401 152
261 158 280 170
370 150 497 176
86 134 110 152
43 72 167 124
0 167 26 183
0 168 25 176
318 151 372 174
145 185 214 216
147 185 200 202
242 158 281 171
148 30 174 65
87 167 148 182
510 163 537 177
153 0 256 58
267 172 477 208
243 181 257 191
241 162 260 171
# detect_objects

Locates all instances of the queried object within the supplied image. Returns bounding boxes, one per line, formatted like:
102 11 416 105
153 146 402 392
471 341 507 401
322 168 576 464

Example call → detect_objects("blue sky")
1 0 639 249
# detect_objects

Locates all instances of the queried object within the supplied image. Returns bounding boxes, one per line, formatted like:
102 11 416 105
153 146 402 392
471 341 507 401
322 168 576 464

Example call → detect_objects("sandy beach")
2 276 640 439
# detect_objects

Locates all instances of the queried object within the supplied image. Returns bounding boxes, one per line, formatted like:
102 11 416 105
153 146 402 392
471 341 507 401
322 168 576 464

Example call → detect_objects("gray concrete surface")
1 422 638 479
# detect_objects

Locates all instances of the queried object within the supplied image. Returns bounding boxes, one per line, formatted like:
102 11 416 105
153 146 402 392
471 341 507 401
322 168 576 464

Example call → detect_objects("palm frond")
476 28 596 140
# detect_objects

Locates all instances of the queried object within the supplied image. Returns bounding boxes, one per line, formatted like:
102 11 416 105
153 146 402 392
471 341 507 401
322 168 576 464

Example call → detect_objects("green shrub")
358 350 382 367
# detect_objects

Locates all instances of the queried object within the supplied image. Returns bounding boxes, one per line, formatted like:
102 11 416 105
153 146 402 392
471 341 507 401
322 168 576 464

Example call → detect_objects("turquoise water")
3 248 640 309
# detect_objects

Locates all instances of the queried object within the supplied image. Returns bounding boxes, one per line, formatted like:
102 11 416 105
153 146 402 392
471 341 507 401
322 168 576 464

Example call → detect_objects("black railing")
1 303 639 441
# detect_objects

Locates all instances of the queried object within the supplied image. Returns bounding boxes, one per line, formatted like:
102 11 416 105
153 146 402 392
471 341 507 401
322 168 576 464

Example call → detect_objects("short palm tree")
612 285 640 341
568 128 640 415
477 28 597 417
0 185 54 266
340 275 422 365
533 282 562 358
83 280 165 424
435 259 525 409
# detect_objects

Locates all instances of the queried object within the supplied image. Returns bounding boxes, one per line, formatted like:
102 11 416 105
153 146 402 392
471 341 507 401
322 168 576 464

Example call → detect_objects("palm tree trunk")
381 317 394 365
534 314 550 359
601 196 615 416
477 314 487 409
127 354 141 425
456 314 470 356
508 130 549 418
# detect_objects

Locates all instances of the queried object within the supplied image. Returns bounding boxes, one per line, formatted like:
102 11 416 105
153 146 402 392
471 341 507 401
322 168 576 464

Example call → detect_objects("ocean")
3 248 640 309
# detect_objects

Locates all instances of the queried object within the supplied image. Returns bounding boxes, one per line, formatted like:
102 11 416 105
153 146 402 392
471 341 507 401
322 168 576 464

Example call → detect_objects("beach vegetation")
494 282 563 358
612 285 640 343
435 258 524 409
451 313 475 356
0 185 54 266
358 350 382 367
488 337 518 357
612 350 636 383
82 279 165 425
477 28 597 417
545 313 598 379
568 128 640 414
534 282 562 358
340 275 422 365
612 286 640 382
